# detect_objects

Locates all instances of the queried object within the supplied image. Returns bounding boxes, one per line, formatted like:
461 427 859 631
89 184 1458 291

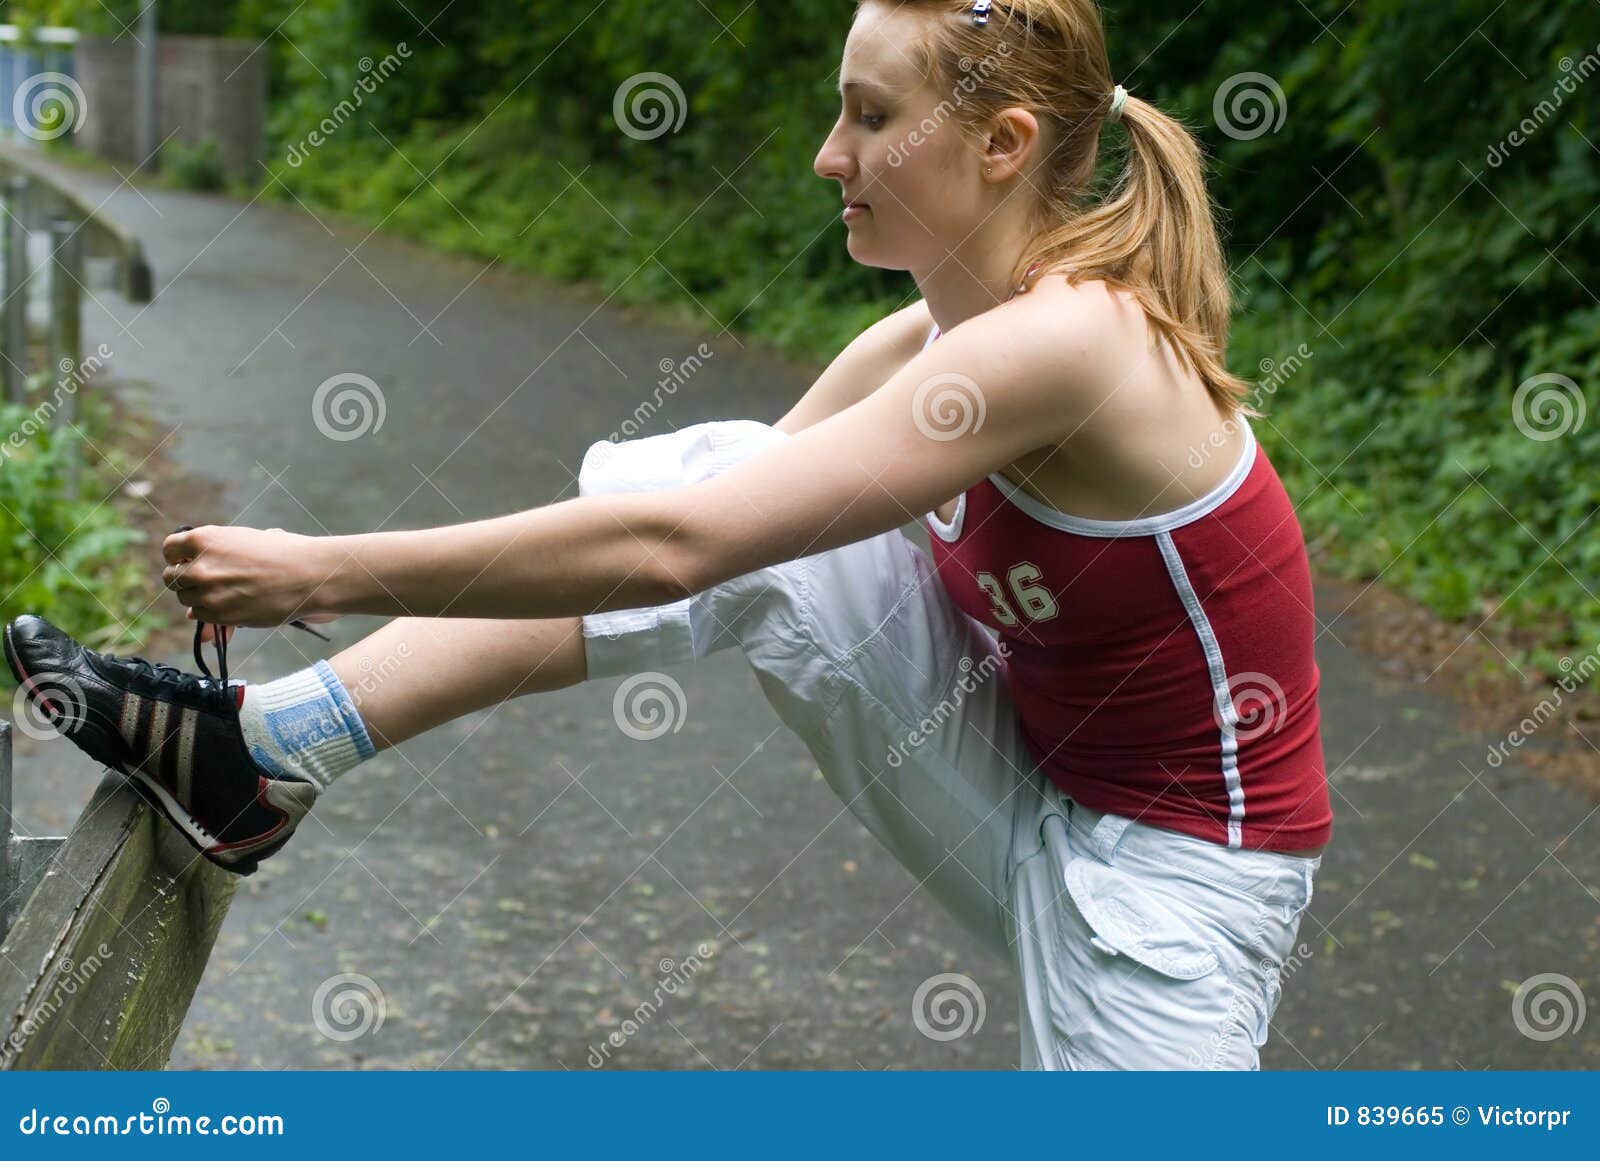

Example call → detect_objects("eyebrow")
838 79 892 96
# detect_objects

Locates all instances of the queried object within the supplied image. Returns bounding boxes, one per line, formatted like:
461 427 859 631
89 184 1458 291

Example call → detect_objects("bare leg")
326 616 588 751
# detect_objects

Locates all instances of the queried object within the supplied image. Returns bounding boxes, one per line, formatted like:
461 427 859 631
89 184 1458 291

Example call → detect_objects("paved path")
5 149 1596 1069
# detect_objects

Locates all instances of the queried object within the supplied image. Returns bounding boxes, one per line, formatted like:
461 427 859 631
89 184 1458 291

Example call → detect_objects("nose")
814 115 855 185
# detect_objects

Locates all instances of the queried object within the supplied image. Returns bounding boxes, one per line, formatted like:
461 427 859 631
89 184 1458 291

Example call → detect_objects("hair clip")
971 1 993 26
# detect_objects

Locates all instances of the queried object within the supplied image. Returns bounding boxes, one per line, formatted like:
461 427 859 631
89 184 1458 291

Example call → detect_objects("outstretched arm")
162 295 1103 627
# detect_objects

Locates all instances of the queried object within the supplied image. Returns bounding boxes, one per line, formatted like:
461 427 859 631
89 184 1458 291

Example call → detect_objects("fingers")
162 527 202 565
162 561 198 594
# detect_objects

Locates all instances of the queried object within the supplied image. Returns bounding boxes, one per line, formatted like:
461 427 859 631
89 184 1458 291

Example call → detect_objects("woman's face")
814 3 987 273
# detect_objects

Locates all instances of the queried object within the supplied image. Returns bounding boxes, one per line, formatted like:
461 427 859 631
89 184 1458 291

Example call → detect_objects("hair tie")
970 1 993 25
1107 84 1128 123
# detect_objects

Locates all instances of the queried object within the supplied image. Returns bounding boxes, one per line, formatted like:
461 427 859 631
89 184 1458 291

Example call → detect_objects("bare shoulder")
869 296 936 363
774 298 934 434
1003 275 1133 371
933 277 1131 422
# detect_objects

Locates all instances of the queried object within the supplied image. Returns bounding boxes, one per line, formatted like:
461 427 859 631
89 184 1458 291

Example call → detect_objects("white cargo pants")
579 420 1321 1070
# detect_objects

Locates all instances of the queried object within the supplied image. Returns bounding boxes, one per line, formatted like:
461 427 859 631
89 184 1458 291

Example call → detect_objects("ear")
982 106 1042 181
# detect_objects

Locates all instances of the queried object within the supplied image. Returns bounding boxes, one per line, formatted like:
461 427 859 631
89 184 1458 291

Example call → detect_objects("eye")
858 113 887 129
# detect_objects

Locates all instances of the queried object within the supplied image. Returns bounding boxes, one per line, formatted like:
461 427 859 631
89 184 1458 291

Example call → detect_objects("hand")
162 525 334 627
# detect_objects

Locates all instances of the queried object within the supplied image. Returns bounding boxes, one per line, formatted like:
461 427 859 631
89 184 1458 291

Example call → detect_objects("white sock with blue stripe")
236 660 376 790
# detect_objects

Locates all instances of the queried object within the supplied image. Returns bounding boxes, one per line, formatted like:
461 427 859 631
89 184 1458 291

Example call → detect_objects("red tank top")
922 328 1332 851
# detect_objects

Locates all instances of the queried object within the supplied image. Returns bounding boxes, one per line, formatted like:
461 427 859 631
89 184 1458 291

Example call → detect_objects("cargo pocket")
1047 855 1265 1068
1063 856 1221 980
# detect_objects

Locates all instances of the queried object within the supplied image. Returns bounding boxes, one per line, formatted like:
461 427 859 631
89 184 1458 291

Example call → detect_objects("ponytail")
1026 92 1256 416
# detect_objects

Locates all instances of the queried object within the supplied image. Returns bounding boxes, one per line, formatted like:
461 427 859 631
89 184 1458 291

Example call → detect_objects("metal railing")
0 144 154 499
0 143 207 1071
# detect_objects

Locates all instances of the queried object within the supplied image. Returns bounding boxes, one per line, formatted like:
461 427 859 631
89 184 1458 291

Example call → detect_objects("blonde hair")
860 0 1256 417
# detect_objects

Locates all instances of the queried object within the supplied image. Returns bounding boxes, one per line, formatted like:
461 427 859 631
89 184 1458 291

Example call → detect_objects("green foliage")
261 0 1600 670
0 398 159 656
161 137 226 191
5 0 1593 669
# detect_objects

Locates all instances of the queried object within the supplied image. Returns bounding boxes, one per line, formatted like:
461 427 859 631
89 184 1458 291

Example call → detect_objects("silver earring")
985 165 992 175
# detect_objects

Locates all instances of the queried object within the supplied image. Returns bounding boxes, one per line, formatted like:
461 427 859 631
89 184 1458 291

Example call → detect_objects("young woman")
6 0 1330 1069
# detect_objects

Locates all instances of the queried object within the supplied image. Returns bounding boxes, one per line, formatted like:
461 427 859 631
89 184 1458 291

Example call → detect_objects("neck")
914 216 1036 334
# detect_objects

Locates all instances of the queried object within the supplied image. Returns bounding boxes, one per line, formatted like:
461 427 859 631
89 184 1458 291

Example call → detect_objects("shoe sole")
5 620 274 878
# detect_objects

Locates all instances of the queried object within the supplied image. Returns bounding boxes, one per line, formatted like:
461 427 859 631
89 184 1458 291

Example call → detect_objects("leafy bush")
161 137 227 192
0 399 160 658
11 0 1594 673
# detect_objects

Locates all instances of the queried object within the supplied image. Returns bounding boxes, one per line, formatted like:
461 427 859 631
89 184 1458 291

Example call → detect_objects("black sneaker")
4 614 318 875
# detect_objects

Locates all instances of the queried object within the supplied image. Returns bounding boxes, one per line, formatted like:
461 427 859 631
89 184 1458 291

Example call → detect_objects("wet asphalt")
3 148 1595 1070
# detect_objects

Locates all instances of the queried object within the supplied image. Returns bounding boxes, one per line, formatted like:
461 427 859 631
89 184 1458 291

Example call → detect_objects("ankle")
237 661 377 789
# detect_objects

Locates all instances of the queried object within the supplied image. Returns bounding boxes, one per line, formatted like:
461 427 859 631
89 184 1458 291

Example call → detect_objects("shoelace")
172 524 332 685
